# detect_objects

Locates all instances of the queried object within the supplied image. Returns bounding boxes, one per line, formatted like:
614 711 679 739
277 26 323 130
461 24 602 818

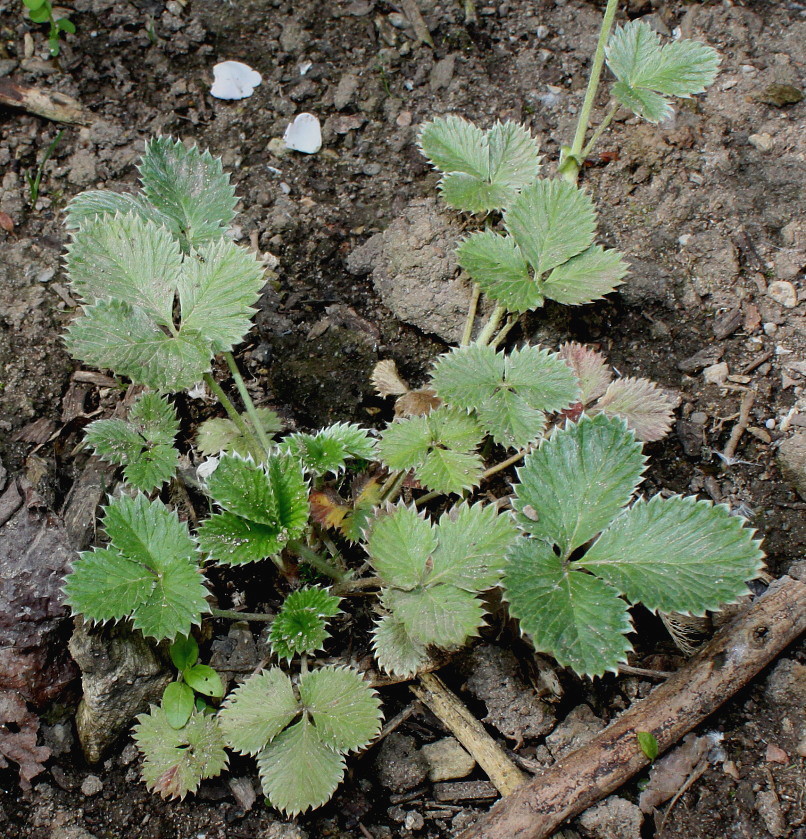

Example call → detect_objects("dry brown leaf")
371 359 410 397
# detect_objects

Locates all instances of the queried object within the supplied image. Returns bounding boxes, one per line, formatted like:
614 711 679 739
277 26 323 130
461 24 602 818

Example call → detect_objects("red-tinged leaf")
594 377 676 442
558 342 612 404
309 488 349 529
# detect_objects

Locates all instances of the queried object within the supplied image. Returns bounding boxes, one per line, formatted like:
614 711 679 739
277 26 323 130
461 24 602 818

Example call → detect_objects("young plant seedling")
21 0 75 56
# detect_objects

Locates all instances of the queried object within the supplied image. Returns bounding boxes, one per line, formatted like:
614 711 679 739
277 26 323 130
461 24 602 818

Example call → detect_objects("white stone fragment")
283 113 323 154
211 61 262 100
703 362 729 386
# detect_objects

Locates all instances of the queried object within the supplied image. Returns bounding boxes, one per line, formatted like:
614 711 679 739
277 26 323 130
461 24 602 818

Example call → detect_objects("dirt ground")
0 0 804 837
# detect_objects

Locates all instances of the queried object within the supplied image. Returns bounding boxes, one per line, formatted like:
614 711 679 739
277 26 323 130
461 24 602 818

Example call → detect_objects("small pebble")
748 132 774 152
767 280 798 308
703 362 729 386
81 775 103 796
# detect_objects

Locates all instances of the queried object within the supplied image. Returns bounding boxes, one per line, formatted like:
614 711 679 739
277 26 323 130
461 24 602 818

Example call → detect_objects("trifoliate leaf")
124 445 180 493
129 391 180 443
196 408 283 456
606 21 720 123
65 190 173 232
268 587 341 660
183 665 224 698
298 666 382 753
218 668 299 756
378 407 484 495
281 423 377 476
65 212 182 326
505 179 597 276
170 635 199 671
177 238 266 354
594 377 675 442
256 718 345 817
366 505 437 590
428 502 517 591
579 494 764 614
456 231 542 313
504 538 633 677
138 136 238 250
558 342 612 404
65 300 212 392
419 116 541 213
162 681 195 729
84 419 148 466
513 414 646 556
133 706 228 800
541 245 628 306
372 614 430 678
197 511 288 565
384 585 485 649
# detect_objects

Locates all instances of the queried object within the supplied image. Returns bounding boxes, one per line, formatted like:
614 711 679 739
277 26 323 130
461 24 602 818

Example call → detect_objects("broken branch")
0 79 87 124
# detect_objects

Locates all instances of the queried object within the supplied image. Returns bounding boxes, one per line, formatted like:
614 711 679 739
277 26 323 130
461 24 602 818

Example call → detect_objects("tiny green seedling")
26 129 64 205
21 0 75 56
637 731 660 762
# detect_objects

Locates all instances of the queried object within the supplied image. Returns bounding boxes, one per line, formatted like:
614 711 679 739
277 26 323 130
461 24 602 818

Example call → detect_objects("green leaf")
218 668 299 756
367 505 437 590
268 587 341 659
28 5 50 21
183 664 224 698
504 538 633 677
196 408 282 457
541 245 628 306
65 300 212 392
594 377 675 442
428 502 517 591
384 585 485 649
372 614 430 678
637 731 659 762
55 17 75 33
63 546 153 623
440 174 515 215
66 212 182 326
177 238 265 354
65 191 170 231
84 419 147 466
133 706 228 800
419 115 489 179
418 448 484 496
487 121 542 190
505 179 597 276
558 342 612 404
170 636 199 671
281 423 377 476
579 494 764 614
256 718 345 817
513 414 646 555
197 511 288 566
606 22 720 123
456 231 541 313
138 137 238 250
23 0 47 10
162 682 195 729
299 666 382 753
129 391 180 442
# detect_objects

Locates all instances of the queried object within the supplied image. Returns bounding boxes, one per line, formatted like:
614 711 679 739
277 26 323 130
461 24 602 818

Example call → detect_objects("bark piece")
0 78 87 124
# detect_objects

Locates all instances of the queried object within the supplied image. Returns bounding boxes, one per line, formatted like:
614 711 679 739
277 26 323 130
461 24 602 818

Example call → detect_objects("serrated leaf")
299 667 382 753
196 408 282 457
65 190 173 232
367 505 437 590
197 511 287 565
594 377 675 442
64 546 154 623
124 444 179 492
558 342 612 404
66 212 182 326
513 414 646 555
183 664 224 698
606 22 720 123
134 706 228 800
129 391 180 442
170 636 199 671
440 174 515 215
419 115 489 179
139 137 237 250
456 231 541 313
178 238 265 354
579 494 764 614
218 669 299 755
428 503 516 591
84 418 147 465
430 344 504 410
542 245 628 305
487 121 542 189
162 682 195 729
372 614 430 678
505 180 597 276
419 447 484 495
384 585 484 649
269 587 341 659
257 718 345 817
281 423 377 476
65 300 212 392
504 538 633 677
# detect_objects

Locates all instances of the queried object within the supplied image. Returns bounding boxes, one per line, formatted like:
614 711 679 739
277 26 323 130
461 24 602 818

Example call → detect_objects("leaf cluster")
22 0 74 56
162 635 225 730
268 587 342 660
280 422 377 476
196 407 283 457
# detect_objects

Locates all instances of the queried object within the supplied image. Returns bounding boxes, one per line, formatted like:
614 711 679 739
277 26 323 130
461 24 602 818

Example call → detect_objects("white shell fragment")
211 61 262 100
283 113 323 154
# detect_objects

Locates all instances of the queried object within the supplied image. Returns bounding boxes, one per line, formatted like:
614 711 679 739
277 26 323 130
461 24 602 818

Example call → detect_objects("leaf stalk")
224 352 275 457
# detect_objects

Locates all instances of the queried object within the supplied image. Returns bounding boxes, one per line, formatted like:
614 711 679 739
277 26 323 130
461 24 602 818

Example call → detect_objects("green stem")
210 608 274 622
579 100 619 162
379 470 406 503
489 314 519 350
461 283 482 346
289 540 347 582
561 0 620 184
224 352 274 457
475 304 506 346
202 372 263 461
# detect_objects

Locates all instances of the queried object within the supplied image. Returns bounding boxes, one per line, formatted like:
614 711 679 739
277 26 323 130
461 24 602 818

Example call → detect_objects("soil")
0 0 804 837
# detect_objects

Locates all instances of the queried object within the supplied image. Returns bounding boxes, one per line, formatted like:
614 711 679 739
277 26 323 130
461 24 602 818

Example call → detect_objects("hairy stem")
482 449 527 479
202 371 263 461
561 0 620 184
461 283 482 346
210 608 274 622
579 100 619 161
489 314 519 350
333 575 383 595
289 540 347 581
224 352 275 457
476 304 506 346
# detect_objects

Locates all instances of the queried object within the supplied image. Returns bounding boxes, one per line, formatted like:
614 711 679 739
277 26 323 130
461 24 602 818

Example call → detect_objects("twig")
616 664 673 680
461 283 482 346
740 349 774 375
721 389 755 467
411 672 527 796
656 756 709 836
400 0 434 47
458 573 806 839
0 78 87 123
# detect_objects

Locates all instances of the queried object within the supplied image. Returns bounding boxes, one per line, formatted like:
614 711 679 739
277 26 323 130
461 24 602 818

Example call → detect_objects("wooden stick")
411 672 527 796
721 388 755 466
459 574 806 839
0 78 87 124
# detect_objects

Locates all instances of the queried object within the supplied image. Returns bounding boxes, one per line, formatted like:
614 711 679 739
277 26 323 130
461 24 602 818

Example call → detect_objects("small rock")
765 743 789 764
430 55 456 91
748 133 774 152
765 658 806 705
119 742 138 766
229 776 257 811
796 735 806 758
578 795 643 839
404 811 425 831
677 346 723 374
545 705 605 759
421 737 476 782
50 827 99 839
767 280 798 308
755 789 786 837
334 72 360 110
703 362 729 386
751 83 804 107
777 432 806 500
80 774 103 796
260 824 308 839
374 733 428 793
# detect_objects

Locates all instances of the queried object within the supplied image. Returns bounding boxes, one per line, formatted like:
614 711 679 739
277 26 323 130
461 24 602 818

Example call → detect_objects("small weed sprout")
21 0 75 56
